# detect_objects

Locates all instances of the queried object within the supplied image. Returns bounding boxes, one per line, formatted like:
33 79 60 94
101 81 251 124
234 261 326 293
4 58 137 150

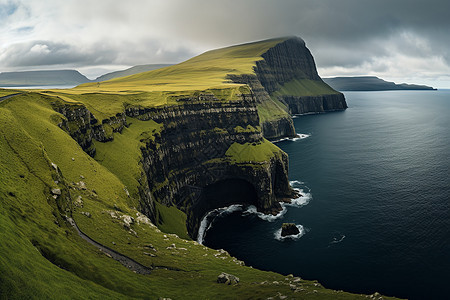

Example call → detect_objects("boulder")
74 195 83 208
217 272 239 285
281 223 299 237
51 188 61 195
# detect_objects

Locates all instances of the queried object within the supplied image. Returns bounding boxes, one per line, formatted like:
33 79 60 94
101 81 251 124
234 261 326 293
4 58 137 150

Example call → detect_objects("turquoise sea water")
204 90 450 300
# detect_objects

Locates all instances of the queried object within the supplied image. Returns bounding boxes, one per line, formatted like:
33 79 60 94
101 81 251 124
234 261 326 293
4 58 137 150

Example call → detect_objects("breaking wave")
197 204 243 244
198 180 312 243
272 133 310 143
243 205 287 221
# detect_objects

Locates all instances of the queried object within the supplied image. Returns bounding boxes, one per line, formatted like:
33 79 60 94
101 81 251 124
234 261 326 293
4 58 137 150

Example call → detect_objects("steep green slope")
0 92 391 299
0 39 389 299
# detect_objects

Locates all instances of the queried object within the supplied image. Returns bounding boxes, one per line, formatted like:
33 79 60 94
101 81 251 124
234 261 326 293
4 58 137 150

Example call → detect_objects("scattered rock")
71 157 75 161
80 175 85 179
217 272 239 285
281 223 300 237
51 188 61 195
105 210 118 219
51 162 58 170
143 252 156 257
77 181 87 190
277 292 287 300
74 196 83 208
112 241 116 245
121 214 134 229
166 243 176 250
81 211 91 218
144 243 154 249
136 212 153 225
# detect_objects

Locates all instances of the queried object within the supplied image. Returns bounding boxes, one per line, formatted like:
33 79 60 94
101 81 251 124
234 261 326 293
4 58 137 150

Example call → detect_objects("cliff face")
51 36 343 239
54 93 293 238
230 37 347 140
254 37 321 92
283 93 347 115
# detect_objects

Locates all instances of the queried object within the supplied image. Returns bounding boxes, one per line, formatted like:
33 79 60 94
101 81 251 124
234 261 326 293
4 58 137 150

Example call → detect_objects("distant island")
0 70 91 87
323 76 436 91
0 64 173 87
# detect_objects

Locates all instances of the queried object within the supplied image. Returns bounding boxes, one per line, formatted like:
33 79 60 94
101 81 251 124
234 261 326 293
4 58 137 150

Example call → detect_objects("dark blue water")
204 91 450 300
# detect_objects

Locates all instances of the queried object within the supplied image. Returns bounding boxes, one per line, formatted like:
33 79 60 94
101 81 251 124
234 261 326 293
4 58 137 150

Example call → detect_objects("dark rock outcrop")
54 93 295 239
229 37 347 140
281 223 300 237
217 272 239 285
52 101 127 156
283 93 347 115
127 96 294 237
52 37 343 239
254 37 321 93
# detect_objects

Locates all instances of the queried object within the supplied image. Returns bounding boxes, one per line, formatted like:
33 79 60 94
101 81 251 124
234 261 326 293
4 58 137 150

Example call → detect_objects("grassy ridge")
30 38 287 120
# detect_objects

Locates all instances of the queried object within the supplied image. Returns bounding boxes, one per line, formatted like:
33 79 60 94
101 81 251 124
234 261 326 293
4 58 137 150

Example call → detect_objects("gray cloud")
1 0 449 86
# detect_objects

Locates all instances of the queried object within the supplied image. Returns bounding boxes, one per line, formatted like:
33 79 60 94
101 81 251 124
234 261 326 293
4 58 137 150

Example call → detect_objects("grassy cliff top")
33 38 288 116
76 37 288 93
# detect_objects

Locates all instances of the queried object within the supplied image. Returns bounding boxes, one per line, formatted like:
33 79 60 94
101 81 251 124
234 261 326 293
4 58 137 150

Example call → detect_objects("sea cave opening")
189 178 259 240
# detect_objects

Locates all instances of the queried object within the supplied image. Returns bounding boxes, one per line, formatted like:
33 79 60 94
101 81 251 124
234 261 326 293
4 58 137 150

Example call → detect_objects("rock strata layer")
54 93 295 238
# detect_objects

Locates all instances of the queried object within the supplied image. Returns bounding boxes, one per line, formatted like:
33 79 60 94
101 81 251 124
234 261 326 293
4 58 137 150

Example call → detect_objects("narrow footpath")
67 217 152 275
0 93 23 102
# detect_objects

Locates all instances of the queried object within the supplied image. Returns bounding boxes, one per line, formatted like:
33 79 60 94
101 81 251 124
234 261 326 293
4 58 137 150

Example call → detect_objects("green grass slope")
0 92 401 299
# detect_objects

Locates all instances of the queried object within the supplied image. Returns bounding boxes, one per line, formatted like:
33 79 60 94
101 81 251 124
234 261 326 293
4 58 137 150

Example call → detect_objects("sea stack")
281 223 300 237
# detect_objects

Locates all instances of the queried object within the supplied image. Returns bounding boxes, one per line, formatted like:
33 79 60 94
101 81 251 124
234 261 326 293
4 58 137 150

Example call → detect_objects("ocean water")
203 90 450 300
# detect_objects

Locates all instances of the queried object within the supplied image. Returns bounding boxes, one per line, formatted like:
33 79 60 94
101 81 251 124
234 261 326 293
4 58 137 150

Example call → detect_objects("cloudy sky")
1 0 449 87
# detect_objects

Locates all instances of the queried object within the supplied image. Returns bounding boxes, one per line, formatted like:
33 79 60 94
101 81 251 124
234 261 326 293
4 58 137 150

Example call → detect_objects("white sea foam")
197 204 243 244
292 133 311 141
288 188 311 207
289 180 304 186
288 181 312 207
274 224 306 241
330 234 346 244
272 133 310 143
243 204 287 221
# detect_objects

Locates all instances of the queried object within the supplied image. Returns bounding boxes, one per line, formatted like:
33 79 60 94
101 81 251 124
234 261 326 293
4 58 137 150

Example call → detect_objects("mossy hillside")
226 138 284 164
272 78 340 98
256 95 290 123
0 93 394 299
93 116 162 199
234 124 260 133
78 38 287 92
